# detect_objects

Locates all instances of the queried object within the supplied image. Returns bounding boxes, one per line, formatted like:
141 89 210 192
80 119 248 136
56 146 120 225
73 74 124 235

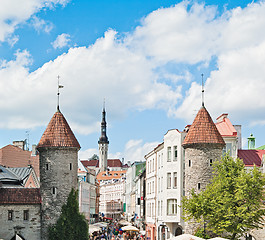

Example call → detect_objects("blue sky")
0 0 265 161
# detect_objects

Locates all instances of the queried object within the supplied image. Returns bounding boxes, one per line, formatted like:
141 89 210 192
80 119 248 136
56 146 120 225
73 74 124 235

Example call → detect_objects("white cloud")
79 148 98 160
1 1 265 135
0 29 181 133
52 33 71 49
7 35 19 47
0 0 69 42
31 16 53 33
174 2 265 125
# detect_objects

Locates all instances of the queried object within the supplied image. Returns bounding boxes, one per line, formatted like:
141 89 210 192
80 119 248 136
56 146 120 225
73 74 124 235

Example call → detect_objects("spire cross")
57 75 64 111
201 73 205 107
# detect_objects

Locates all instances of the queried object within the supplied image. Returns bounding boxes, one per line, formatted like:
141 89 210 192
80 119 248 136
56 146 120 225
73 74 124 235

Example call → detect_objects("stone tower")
37 108 80 240
182 106 225 234
98 106 109 172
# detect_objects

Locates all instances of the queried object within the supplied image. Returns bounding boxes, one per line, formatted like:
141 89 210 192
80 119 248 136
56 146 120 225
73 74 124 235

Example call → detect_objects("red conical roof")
182 106 225 147
37 110 80 149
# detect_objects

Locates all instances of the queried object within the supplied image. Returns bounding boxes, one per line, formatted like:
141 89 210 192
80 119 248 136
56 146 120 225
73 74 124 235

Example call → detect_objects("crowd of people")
90 220 145 240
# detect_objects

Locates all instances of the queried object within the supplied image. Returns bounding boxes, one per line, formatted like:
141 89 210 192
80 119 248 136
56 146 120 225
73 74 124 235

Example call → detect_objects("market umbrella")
119 219 131 226
121 225 140 232
170 234 204 240
89 224 101 234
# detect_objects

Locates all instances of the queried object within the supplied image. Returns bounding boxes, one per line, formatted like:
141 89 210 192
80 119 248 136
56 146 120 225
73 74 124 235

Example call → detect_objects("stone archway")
175 227 182 236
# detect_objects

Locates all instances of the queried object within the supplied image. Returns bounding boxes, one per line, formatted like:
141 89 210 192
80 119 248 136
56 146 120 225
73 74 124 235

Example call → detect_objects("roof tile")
0 188 41 204
183 106 225 147
37 111 80 149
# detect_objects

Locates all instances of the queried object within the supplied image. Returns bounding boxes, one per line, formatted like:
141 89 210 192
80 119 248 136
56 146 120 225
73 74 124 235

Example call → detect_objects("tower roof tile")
37 111 80 149
183 106 225 147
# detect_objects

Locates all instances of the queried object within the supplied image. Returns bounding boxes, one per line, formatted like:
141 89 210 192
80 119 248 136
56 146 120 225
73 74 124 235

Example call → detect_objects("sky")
0 0 265 162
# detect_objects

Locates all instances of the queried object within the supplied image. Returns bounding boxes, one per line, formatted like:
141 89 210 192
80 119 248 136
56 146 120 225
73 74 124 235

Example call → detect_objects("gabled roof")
81 159 123 168
183 106 225 147
238 149 265 167
81 159 99 168
0 165 22 185
0 144 39 177
215 114 237 137
37 111 80 149
0 188 41 204
108 159 122 168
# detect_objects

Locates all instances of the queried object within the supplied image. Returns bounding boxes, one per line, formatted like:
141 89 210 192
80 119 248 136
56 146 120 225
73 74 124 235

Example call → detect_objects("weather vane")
57 75 64 111
201 73 204 107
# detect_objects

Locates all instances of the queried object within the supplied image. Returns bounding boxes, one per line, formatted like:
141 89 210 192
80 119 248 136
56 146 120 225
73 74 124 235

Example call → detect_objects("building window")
209 159 213 166
189 160 191 167
46 163 49 170
167 173 171 189
167 199 177 215
8 210 13 220
152 181 154 193
70 163 72 170
223 143 232 156
198 183 201 190
24 210 29 221
161 200 163 216
167 147 171 162
173 172 177 188
173 146 178 161
158 201 160 216
158 178 160 192
161 177 163 192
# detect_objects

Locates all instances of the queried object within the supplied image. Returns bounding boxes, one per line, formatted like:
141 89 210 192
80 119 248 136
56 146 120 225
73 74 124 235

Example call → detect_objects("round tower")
37 109 80 240
182 106 225 234
98 106 109 172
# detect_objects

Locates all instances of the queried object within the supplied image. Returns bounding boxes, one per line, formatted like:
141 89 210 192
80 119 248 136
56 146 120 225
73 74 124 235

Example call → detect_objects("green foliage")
195 228 210 239
182 154 265 240
48 188 88 240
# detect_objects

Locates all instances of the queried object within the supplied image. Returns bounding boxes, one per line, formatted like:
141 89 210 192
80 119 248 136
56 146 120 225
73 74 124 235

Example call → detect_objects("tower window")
52 187 57 195
46 163 49 170
198 183 201 190
8 210 13 221
188 160 191 167
24 210 29 221
209 159 213 166
70 163 72 170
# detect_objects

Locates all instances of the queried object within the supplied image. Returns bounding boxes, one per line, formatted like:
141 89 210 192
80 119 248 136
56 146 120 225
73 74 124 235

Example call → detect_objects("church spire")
98 101 109 144
98 101 109 172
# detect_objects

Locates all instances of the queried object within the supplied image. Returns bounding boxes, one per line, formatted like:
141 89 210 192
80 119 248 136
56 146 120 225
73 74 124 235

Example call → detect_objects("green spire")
248 134 255 149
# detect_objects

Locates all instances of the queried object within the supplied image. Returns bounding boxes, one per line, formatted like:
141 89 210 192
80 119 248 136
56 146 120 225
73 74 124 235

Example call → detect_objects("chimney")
31 144 37 156
122 158 125 165
13 140 25 150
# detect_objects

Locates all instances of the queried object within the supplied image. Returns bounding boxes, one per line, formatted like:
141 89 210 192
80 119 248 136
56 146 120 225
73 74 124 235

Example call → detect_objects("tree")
182 154 265 240
48 188 88 240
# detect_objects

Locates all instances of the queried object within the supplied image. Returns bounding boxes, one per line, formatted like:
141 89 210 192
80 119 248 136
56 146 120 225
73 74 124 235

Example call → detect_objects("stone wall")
184 143 223 234
39 147 78 240
0 204 41 240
